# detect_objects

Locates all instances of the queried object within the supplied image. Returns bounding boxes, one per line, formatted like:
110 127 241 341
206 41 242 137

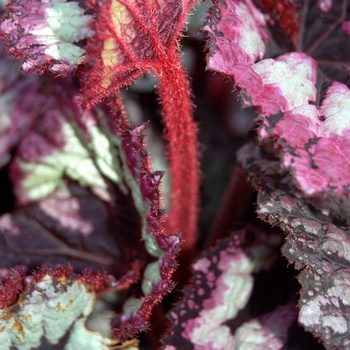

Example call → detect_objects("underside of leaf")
81 0 191 109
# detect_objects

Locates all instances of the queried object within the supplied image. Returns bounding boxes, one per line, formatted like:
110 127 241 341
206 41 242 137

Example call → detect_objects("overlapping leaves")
204 0 350 348
0 45 179 347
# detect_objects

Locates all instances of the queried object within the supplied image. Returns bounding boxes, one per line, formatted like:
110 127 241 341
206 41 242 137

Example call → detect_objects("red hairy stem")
157 50 199 252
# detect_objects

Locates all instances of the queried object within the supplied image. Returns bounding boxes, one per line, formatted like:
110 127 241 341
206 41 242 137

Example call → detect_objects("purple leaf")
0 43 42 167
234 303 297 350
0 185 125 272
0 0 94 76
162 227 282 349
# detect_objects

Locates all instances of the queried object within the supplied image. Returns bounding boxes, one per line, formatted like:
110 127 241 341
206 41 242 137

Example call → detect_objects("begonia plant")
0 0 349 349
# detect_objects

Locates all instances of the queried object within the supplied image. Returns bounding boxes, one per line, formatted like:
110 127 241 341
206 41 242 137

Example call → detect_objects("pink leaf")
268 82 350 197
204 0 268 74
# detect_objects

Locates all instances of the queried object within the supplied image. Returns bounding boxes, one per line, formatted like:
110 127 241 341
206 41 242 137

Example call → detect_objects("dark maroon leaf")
0 43 42 168
296 0 350 86
0 184 124 273
257 189 350 349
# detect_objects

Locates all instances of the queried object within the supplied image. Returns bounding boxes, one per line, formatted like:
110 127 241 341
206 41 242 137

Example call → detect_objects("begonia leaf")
0 273 120 349
11 82 126 205
204 0 350 87
267 81 350 206
256 189 350 349
237 141 350 349
162 227 283 349
0 0 94 76
238 80 350 224
205 1 350 348
0 43 41 168
0 185 125 272
1 76 180 342
205 0 350 224
233 303 297 350
204 0 268 72
228 52 317 117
